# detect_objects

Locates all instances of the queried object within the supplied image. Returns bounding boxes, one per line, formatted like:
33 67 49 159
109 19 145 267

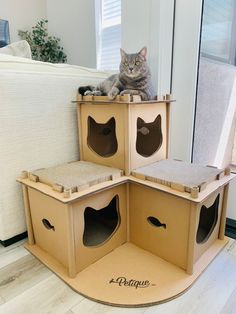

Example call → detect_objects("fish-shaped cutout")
147 216 166 229
42 218 55 231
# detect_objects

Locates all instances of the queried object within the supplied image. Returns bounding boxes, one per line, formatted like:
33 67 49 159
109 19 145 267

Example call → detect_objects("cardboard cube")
77 94 173 174
131 159 230 274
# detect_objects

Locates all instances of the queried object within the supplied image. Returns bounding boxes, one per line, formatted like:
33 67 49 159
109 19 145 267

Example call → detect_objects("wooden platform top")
72 93 175 105
18 161 123 199
132 159 229 198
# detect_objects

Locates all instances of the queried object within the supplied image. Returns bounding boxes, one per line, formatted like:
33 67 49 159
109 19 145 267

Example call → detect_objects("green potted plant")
18 19 67 63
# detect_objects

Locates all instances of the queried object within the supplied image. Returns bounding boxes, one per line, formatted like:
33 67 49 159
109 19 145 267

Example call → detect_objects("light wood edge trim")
170 182 185 192
219 184 229 240
77 94 82 101
111 170 124 180
77 183 90 192
132 95 142 102
125 104 130 175
83 95 93 101
77 103 84 160
225 167 231 176
216 171 225 180
22 185 35 245
29 173 39 182
21 170 29 179
166 100 171 158
190 187 199 199
186 202 197 275
67 204 77 278
52 183 64 193
63 188 72 198
119 94 131 102
126 183 130 242
131 171 146 180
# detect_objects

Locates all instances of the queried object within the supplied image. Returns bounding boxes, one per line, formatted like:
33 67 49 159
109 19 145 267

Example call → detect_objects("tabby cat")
78 47 156 101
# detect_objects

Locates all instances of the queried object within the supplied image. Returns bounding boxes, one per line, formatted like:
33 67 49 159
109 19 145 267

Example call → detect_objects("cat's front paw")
120 90 130 96
108 87 119 100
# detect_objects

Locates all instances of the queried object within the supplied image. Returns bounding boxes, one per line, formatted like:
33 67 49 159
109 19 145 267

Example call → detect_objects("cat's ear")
137 117 145 124
139 47 147 60
154 114 161 123
120 48 127 60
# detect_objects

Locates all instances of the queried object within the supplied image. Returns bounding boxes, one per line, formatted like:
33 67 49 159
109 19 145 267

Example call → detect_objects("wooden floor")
0 239 236 314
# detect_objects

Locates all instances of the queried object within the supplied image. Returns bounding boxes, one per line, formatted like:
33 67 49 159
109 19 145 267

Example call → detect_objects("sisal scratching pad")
132 159 224 192
30 161 123 192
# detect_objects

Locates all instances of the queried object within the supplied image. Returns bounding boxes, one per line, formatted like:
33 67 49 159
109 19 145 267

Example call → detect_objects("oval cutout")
147 216 166 229
196 194 219 244
87 116 118 157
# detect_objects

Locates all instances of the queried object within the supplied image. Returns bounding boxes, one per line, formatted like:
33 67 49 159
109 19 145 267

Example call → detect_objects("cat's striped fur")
78 47 156 101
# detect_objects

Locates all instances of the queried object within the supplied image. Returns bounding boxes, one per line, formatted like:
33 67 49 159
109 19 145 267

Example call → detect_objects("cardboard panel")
193 187 224 262
79 103 127 171
72 184 127 272
129 183 191 270
130 103 168 169
28 187 69 268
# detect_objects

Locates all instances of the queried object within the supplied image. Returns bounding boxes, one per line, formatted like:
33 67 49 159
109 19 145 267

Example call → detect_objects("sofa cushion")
0 40 32 59
0 56 111 240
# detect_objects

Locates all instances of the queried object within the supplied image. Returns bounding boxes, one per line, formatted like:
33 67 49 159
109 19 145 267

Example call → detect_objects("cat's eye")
124 61 129 66
135 61 140 65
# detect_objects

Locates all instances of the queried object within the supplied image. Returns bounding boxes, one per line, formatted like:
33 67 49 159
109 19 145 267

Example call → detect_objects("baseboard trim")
225 218 236 240
0 231 28 247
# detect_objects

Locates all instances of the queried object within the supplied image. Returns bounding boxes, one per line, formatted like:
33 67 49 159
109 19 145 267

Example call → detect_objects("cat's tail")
78 85 96 96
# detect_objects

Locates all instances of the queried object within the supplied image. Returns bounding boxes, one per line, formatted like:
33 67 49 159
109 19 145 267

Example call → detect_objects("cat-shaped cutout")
196 194 219 244
136 115 163 157
87 116 118 157
83 195 120 247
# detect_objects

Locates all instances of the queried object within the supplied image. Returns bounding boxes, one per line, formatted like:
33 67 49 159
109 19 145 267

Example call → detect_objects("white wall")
0 0 47 43
121 0 174 96
46 0 97 68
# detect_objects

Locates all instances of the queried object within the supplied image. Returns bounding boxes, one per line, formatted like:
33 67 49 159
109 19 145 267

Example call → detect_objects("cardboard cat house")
76 94 173 174
18 94 234 307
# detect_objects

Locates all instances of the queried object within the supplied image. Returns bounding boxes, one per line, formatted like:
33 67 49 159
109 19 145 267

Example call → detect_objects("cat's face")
119 47 148 79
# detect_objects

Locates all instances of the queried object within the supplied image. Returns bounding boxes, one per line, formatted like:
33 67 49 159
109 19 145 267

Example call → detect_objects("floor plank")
0 254 51 303
227 240 236 257
0 245 29 270
144 245 236 314
70 298 145 314
0 240 26 256
0 274 83 314
220 287 236 314
0 239 235 314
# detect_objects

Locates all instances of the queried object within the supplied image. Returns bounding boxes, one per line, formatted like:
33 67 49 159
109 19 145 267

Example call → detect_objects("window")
95 0 121 70
201 0 236 64
193 0 236 170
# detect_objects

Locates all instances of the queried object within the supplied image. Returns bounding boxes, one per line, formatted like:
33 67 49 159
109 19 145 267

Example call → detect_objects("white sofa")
0 54 109 243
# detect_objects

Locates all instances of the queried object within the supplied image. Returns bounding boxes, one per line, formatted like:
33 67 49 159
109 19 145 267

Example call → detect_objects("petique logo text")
109 277 156 289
